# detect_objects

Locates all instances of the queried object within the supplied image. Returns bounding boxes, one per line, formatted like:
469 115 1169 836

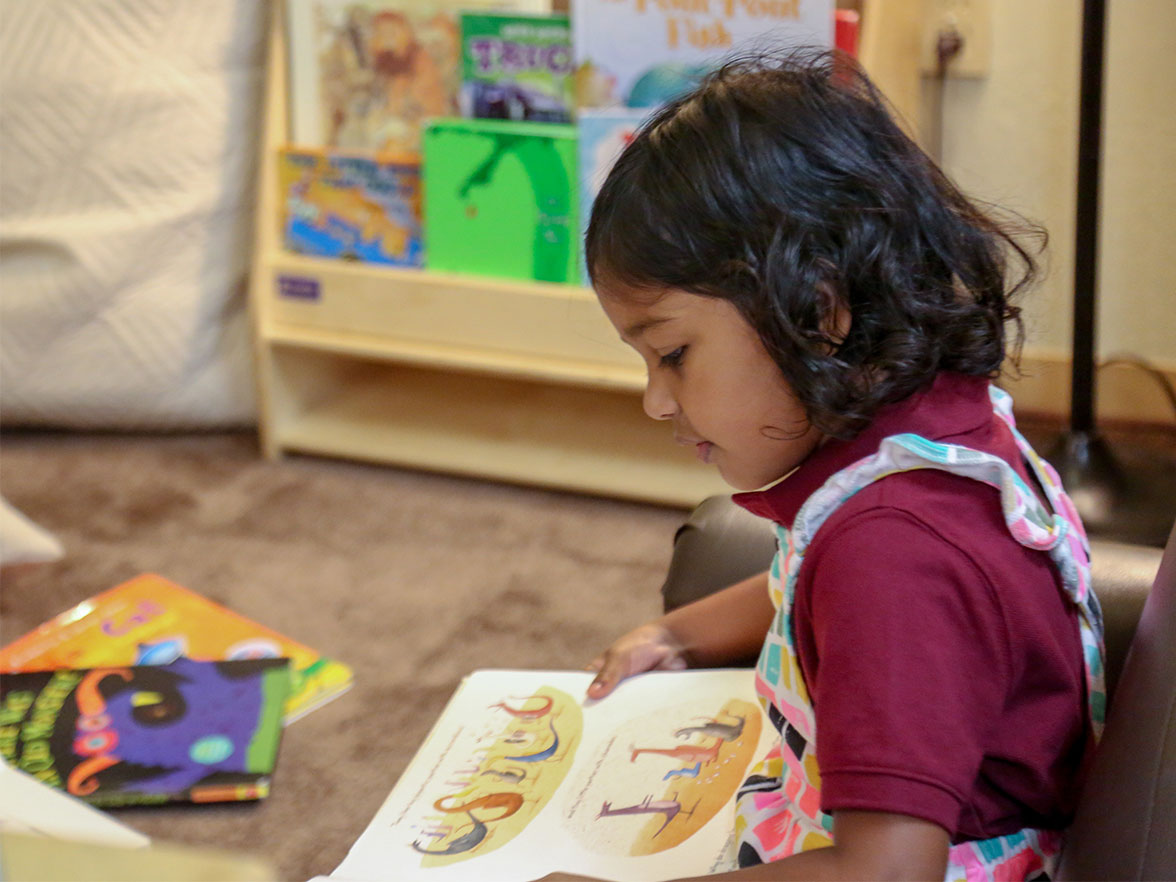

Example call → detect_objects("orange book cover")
0 573 351 723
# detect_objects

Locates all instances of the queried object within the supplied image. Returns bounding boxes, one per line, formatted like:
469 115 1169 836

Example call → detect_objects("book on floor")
0 657 290 807
327 668 770 882
0 573 352 723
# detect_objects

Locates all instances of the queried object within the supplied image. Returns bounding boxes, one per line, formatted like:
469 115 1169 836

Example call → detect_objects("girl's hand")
586 622 688 699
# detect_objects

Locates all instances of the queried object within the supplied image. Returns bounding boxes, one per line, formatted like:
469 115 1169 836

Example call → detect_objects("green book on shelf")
423 118 578 284
459 11 573 123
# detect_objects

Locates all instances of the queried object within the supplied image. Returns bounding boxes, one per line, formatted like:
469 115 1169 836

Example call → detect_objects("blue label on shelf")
277 275 321 301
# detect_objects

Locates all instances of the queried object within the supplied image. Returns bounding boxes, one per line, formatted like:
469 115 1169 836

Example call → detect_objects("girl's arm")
587 570 774 699
692 810 950 881
542 810 950 881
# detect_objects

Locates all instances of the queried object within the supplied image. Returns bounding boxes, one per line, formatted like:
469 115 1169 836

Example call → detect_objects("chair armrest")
1057 523 1176 880
661 496 776 613
1089 539 1164 698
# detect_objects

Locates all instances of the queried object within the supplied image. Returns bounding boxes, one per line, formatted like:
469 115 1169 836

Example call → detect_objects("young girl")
571 50 1104 882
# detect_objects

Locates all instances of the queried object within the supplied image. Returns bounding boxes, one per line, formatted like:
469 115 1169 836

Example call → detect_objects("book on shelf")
459 11 573 124
286 0 553 154
423 117 578 284
325 668 771 882
0 657 290 807
0 573 353 724
572 0 835 111
571 0 832 286
280 146 424 266
577 106 655 284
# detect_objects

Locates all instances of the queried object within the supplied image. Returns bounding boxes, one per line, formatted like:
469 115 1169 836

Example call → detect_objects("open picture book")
326 668 771 882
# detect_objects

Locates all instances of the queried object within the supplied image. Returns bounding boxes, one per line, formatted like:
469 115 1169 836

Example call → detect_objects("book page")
0 760 149 848
331 668 770 882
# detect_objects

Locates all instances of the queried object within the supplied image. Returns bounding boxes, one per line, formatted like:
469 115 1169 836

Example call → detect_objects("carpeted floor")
2 418 1172 879
0 431 686 880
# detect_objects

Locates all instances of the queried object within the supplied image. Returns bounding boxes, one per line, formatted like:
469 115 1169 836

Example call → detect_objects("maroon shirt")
733 373 1091 843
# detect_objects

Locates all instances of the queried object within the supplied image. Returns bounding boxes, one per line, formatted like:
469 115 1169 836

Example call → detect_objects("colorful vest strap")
733 386 1105 881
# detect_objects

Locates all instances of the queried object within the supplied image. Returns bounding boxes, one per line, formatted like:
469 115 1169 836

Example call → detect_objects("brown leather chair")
661 496 1174 879
1057 523 1176 880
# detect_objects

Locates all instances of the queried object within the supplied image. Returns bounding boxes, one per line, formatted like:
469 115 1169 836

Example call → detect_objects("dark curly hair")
585 49 1044 439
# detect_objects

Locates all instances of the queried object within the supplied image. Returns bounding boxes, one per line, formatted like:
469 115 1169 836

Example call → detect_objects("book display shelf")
249 4 729 507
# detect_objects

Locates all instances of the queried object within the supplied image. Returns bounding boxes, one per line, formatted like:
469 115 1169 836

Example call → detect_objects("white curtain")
0 0 266 428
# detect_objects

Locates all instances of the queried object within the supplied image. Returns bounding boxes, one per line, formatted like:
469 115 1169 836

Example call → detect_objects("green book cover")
424 118 578 284
460 12 573 123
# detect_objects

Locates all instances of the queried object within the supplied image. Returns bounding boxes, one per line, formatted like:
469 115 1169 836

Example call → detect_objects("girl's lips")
695 441 713 463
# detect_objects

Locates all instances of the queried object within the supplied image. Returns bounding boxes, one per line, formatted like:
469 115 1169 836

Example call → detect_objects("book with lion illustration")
327 668 771 882
285 0 551 154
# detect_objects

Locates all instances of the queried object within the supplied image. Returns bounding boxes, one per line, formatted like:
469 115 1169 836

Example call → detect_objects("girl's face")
598 285 825 490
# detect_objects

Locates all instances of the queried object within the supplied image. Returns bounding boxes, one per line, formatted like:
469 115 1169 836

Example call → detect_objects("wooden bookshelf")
247 3 728 507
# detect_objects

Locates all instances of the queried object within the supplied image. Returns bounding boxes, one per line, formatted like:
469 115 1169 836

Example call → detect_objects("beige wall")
927 0 1175 421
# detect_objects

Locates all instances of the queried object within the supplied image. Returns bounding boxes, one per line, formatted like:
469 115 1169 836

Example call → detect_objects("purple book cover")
0 656 291 807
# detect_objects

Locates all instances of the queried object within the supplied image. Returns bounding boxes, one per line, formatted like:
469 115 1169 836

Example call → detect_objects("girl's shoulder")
800 472 1077 670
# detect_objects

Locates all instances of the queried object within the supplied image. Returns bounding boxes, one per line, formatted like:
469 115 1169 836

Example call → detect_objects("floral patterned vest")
733 386 1105 881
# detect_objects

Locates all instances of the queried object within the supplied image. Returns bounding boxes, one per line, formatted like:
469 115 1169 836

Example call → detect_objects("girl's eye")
658 346 686 368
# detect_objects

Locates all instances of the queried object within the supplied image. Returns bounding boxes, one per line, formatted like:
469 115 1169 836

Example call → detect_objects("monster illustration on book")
0 657 290 806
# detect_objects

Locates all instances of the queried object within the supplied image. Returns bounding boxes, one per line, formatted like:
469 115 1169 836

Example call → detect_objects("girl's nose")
643 371 677 421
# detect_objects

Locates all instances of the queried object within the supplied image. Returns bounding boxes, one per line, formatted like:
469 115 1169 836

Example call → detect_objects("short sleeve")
794 506 1011 836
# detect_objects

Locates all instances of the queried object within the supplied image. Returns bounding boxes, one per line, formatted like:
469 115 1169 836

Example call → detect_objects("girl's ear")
817 281 852 347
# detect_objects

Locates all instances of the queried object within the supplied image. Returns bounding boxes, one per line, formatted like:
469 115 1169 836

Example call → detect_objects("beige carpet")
0 431 687 880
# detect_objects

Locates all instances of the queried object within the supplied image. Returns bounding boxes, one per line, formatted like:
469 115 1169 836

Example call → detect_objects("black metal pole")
1070 0 1105 432
1047 0 1176 546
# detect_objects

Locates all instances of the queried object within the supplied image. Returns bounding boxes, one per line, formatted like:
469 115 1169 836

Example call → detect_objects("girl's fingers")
587 651 623 699
586 670 613 699
586 624 687 701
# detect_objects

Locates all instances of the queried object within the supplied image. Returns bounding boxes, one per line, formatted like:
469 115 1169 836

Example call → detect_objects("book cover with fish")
0 573 352 724
459 11 573 124
572 0 834 111
0 657 290 807
423 117 578 284
280 147 424 266
330 668 772 882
